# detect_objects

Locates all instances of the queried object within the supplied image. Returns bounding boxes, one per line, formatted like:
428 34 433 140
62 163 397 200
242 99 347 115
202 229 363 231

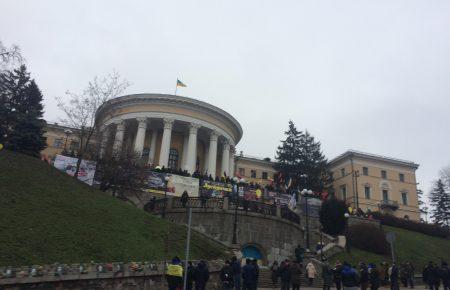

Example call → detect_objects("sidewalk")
259 287 427 290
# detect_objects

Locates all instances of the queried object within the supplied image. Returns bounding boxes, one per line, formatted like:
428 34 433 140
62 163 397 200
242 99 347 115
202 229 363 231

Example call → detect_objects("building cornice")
328 150 419 170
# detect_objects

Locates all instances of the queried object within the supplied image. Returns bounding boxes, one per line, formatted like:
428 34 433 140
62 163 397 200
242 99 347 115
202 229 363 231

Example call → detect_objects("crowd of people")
166 257 210 290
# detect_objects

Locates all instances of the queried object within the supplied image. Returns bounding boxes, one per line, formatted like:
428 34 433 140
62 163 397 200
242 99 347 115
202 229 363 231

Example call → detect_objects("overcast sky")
1 0 449 199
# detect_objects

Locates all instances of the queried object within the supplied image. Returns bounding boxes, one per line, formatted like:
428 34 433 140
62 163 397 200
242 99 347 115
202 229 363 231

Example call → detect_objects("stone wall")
165 208 305 265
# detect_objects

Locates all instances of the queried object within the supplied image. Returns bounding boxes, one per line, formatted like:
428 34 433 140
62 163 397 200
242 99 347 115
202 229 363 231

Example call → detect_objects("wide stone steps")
257 268 323 288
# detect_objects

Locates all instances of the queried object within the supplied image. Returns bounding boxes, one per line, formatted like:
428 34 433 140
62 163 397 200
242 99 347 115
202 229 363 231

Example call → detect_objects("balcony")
379 199 399 210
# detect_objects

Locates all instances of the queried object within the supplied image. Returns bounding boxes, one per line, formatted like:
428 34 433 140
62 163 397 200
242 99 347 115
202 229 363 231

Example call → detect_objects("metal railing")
379 199 399 209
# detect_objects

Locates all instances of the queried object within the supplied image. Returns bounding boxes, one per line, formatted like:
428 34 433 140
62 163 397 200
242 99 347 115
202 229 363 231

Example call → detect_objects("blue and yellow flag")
176 79 187 87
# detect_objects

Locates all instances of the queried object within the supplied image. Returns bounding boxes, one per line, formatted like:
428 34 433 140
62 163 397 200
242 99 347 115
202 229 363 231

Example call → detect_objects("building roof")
328 149 419 169
235 153 276 166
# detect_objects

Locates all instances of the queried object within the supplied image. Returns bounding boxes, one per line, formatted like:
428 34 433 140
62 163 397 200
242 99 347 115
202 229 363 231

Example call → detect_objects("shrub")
348 224 390 255
372 212 450 238
319 196 347 235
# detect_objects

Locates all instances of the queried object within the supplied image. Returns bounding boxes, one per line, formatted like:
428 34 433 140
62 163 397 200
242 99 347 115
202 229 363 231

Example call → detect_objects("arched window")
168 149 179 170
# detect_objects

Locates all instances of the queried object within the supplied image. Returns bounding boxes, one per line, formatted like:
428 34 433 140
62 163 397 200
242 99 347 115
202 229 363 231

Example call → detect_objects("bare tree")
57 71 130 179
0 40 24 71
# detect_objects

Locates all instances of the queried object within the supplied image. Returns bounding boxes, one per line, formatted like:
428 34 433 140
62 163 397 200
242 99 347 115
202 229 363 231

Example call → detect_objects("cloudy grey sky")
1 0 449 197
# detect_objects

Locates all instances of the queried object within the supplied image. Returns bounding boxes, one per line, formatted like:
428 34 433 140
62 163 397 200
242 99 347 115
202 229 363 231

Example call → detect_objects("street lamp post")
344 213 350 252
302 188 313 250
162 176 170 219
63 129 73 155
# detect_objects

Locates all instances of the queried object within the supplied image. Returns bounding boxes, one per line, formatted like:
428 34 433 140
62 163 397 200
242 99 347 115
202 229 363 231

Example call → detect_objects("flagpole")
174 79 178 96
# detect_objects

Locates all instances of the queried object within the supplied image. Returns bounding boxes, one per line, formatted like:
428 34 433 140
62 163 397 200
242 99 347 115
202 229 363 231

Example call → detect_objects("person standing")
186 261 195 290
166 257 183 290
439 262 449 290
400 263 408 288
390 262 399 290
322 260 334 290
220 260 234 290
359 263 369 290
406 262 415 289
181 190 189 207
270 261 279 288
290 261 302 290
194 260 210 290
433 263 442 290
242 259 257 290
341 262 359 290
334 260 344 290
306 261 318 286
279 260 291 290
294 245 304 263
231 256 242 290
368 264 380 290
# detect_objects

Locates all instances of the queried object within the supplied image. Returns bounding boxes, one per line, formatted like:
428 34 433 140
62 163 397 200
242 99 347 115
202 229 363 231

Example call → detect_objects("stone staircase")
257 267 323 288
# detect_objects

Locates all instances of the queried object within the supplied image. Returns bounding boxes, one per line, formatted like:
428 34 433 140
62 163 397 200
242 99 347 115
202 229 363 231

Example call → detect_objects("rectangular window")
364 186 371 199
53 137 64 148
381 170 387 179
69 141 79 151
401 192 408 205
382 189 389 201
399 173 405 182
341 168 345 177
262 172 268 180
238 168 245 176
341 185 347 200
250 170 256 178
363 167 369 176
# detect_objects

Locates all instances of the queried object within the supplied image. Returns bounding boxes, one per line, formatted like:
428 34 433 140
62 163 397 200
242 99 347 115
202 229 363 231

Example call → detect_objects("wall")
165 207 304 265
234 157 276 186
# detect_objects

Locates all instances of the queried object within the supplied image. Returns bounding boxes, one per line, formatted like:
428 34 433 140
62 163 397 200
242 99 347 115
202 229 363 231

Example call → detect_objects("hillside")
331 225 450 268
0 150 228 266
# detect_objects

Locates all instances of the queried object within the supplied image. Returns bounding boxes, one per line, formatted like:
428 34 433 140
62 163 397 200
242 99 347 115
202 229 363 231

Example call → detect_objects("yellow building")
234 153 277 186
328 150 420 221
41 122 81 160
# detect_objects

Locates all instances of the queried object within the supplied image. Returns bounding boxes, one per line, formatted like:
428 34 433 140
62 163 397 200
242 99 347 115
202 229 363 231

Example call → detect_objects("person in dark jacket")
360 263 369 290
294 245 304 263
242 259 257 290
252 259 259 290
194 261 210 290
390 262 399 290
406 262 415 289
423 262 439 290
400 263 408 288
181 190 189 207
231 256 241 290
322 261 334 290
279 260 291 290
186 261 195 290
290 261 302 290
439 262 449 290
368 263 380 290
341 262 359 290
270 261 279 288
334 261 344 290
220 260 234 290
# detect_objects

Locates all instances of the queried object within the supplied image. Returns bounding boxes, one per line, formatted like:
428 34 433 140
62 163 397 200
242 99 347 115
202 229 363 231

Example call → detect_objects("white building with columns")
95 93 243 177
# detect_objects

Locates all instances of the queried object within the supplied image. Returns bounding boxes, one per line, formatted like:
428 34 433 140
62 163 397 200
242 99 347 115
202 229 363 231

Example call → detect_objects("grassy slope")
331 225 450 268
0 150 228 266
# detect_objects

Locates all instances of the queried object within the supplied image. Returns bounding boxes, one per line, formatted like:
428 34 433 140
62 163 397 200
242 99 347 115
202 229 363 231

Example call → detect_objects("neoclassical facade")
94 94 243 177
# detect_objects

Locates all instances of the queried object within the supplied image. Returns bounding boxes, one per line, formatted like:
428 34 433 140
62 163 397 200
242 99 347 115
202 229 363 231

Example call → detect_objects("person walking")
294 245 304 263
231 256 242 290
359 263 369 290
334 261 344 290
279 260 291 290
270 261 279 289
439 262 449 290
322 260 334 290
306 261 318 286
406 262 415 289
433 263 442 290
400 263 408 288
166 257 183 290
341 262 359 290
194 260 210 290
252 259 260 290
368 264 380 290
186 261 195 290
390 262 399 290
220 260 234 290
290 261 302 290
242 258 257 290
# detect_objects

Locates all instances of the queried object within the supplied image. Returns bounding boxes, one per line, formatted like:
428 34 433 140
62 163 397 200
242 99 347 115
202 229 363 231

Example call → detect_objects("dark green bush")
348 224 390 255
319 196 347 235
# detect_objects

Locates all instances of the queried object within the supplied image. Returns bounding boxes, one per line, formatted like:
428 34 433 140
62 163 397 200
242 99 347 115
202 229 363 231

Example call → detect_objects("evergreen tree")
429 179 450 227
0 65 46 157
319 196 347 235
275 121 329 192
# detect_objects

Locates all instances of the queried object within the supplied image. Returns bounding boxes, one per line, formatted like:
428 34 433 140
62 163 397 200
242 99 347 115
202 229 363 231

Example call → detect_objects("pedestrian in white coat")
306 262 318 286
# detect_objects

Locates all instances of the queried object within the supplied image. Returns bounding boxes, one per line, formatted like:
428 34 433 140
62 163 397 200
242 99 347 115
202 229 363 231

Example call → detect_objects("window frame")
250 170 257 179
341 168 345 177
262 172 268 180
399 173 405 182
168 149 179 170
401 192 408 205
364 186 371 199
382 189 389 201
381 170 387 179
362 167 369 176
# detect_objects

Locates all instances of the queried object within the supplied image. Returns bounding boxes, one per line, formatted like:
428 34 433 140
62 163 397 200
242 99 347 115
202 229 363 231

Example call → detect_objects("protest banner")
53 155 96 185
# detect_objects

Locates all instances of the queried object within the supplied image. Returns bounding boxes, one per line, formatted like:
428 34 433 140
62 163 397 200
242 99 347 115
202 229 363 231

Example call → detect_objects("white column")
113 119 125 155
185 123 201 173
133 117 147 157
99 125 110 158
159 118 174 167
181 133 189 170
221 139 230 177
229 146 235 177
147 129 158 165
207 132 219 178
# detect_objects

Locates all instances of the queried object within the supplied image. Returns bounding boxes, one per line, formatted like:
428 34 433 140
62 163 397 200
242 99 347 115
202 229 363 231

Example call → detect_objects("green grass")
0 150 228 266
330 225 450 268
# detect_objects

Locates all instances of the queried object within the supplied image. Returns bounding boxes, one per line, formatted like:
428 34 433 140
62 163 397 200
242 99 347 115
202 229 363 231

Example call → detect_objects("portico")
95 94 243 177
